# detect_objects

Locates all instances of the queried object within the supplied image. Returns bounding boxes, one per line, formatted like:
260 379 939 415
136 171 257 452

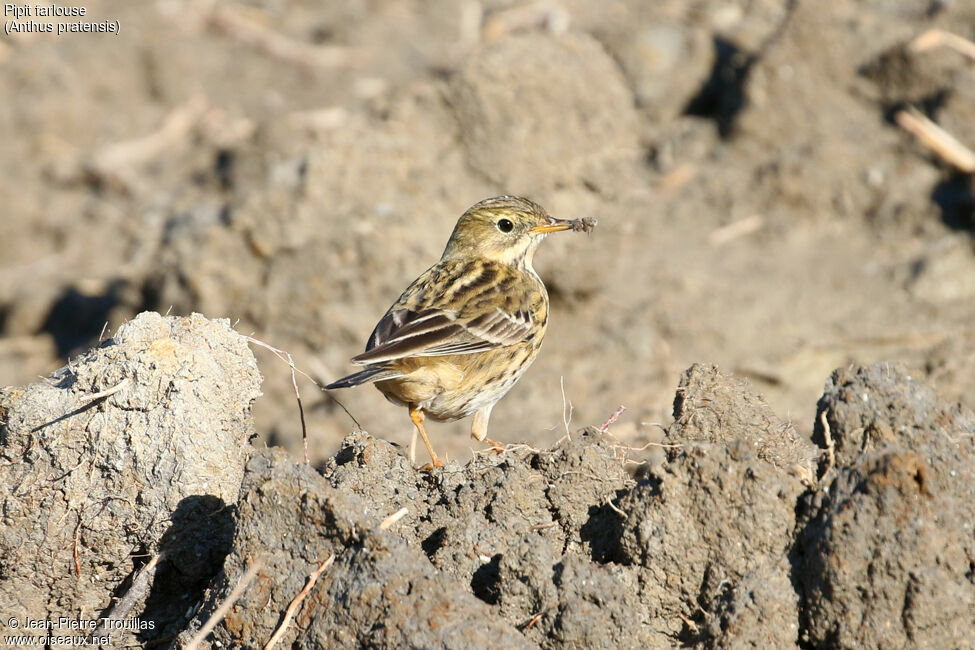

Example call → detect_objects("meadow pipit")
327 196 595 467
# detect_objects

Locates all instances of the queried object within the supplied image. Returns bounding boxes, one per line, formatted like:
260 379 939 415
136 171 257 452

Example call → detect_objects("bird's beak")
530 217 573 234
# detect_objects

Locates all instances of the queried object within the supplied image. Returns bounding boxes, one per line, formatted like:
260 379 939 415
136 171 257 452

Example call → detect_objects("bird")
326 196 594 468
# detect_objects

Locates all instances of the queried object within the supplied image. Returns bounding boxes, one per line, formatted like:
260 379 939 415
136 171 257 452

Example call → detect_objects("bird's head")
441 196 574 268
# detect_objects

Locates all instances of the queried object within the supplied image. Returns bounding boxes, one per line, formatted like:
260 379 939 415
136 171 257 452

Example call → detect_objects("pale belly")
374 343 539 421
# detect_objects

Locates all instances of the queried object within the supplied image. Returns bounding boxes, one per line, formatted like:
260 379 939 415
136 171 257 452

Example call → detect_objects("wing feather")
352 261 536 365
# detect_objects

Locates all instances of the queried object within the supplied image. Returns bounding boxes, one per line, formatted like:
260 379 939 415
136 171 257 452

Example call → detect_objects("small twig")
245 337 310 463
602 427 681 465
708 215 764 247
520 601 561 631
894 107 975 173
474 545 494 563
677 611 699 634
98 321 109 343
471 441 543 462
263 554 336 650
30 378 133 433
205 4 358 69
378 507 409 531
605 499 628 519
482 2 569 43
641 421 669 433
530 521 557 532
79 377 131 404
909 28 975 62
73 515 82 577
88 96 211 189
91 553 166 640
657 163 697 191
524 612 545 630
558 376 573 443
185 559 263 650
599 405 626 431
615 439 683 452
288 107 349 132
819 410 835 481
244 336 362 432
48 458 87 484
304 358 363 432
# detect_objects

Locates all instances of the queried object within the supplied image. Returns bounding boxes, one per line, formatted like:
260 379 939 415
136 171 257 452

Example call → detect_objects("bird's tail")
325 366 403 389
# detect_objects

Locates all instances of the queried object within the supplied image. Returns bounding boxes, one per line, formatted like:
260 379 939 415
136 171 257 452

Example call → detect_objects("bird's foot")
482 437 506 454
420 458 445 471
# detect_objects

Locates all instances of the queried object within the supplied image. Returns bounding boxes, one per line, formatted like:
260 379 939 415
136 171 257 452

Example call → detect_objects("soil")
2 0 975 647
1 0 973 466
0 313 260 645
3 314 972 647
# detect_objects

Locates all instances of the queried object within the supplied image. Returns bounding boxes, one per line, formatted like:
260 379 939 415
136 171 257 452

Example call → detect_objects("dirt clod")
670 363 819 480
449 32 640 193
181 448 537 649
797 363 975 649
0 312 261 645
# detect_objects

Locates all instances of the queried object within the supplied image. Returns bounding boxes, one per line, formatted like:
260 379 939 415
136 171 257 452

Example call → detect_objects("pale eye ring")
497 218 514 233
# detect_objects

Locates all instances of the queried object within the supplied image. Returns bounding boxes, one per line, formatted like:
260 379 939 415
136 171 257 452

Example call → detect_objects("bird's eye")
497 218 514 233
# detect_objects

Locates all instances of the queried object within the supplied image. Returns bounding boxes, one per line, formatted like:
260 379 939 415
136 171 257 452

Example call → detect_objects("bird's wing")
351 262 536 365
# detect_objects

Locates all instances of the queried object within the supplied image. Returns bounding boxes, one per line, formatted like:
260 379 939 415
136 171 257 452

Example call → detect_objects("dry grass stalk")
709 215 765 247
79 377 131 404
471 442 544 463
206 3 358 70
482 2 569 44
909 28 975 62
678 611 699 634
599 405 626 431
185 559 263 650
288 107 349 132
819 410 835 481
605 499 628 519
263 554 336 650
72 516 82 577
31 377 133 433
558 375 573 442
89 96 210 186
521 601 561 631
245 337 310 463
602 426 681 469
90 553 166 640
658 163 697 192
894 107 975 173
378 507 409 531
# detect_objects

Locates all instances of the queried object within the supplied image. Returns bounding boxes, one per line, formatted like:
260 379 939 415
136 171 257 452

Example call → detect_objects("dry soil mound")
2 314 973 649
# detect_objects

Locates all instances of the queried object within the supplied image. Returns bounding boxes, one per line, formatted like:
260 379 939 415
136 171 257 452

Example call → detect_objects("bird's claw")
483 438 506 454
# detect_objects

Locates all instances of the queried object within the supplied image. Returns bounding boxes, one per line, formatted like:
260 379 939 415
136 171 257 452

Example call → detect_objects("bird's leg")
410 405 443 468
472 405 504 453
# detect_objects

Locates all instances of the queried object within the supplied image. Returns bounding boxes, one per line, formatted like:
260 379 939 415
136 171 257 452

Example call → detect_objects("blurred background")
1 0 973 464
